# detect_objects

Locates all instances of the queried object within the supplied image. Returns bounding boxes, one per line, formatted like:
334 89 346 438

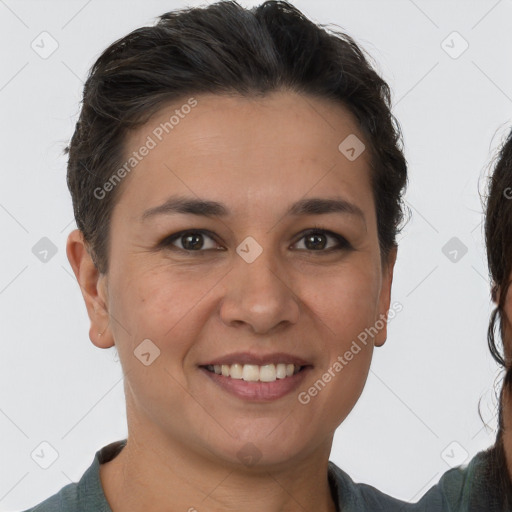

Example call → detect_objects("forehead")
117 91 374 221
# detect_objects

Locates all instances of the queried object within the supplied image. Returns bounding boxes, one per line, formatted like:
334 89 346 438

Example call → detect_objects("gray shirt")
19 440 502 511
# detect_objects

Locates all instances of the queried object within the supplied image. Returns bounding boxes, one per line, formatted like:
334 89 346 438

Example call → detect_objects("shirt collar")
81 439 350 511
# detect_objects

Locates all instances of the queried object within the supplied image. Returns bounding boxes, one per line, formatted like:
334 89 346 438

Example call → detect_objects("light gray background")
1 0 512 509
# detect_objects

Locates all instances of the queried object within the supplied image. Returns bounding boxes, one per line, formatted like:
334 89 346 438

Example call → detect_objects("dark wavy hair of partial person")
484 127 512 510
65 0 407 274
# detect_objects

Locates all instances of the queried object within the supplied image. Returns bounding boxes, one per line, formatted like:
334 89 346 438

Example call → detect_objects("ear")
374 245 398 348
66 229 114 349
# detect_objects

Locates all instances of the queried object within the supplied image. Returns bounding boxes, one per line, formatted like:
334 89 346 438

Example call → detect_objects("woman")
468 127 512 510
22 1 414 511
404 130 512 511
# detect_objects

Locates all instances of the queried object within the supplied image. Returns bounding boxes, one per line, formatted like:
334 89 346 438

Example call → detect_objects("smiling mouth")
203 363 304 382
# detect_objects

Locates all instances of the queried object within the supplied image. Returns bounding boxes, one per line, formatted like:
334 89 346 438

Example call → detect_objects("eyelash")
159 226 353 254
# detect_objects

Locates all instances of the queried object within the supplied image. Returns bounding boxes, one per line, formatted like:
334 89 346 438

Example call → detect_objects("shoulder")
328 460 413 511
19 482 79 512
19 439 125 512
416 447 506 512
328 454 499 512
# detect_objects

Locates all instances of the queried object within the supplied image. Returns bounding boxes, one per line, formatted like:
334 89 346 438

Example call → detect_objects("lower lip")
200 367 311 401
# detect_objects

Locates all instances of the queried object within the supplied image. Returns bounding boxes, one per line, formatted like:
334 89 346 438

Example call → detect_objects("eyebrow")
141 195 365 222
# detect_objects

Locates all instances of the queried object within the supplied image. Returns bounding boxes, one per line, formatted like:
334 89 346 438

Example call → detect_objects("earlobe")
374 246 398 348
66 229 114 349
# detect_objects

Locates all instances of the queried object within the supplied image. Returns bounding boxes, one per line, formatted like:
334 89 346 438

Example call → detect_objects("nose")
219 246 300 335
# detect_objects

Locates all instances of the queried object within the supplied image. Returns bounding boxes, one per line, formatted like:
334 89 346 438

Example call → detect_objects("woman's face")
502 281 512 360
84 91 395 468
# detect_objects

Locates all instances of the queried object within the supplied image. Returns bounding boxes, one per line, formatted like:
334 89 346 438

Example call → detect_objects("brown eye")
161 230 222 252
292 229 351 252
181 232 205 250
304 232 328 250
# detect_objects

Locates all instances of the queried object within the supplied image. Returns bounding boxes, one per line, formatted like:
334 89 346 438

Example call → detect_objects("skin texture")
67 91 397 512
500 284 512 479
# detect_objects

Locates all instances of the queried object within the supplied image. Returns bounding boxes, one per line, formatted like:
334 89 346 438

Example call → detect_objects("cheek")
299 266 380 402
109 268 212 407
304 264 381 333
115 264 237 376
498 287 512 361
120 261 206 313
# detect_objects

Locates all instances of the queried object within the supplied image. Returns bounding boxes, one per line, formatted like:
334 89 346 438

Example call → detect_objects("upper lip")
200 352 312 367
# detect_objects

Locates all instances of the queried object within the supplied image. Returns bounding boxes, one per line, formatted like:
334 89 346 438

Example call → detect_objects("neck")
100 421 338 512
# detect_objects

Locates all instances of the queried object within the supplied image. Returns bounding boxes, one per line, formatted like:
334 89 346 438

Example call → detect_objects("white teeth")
242 364 260 382
276 363 287 379
230 364 243 379
259 364 276 382
206 363 302 382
